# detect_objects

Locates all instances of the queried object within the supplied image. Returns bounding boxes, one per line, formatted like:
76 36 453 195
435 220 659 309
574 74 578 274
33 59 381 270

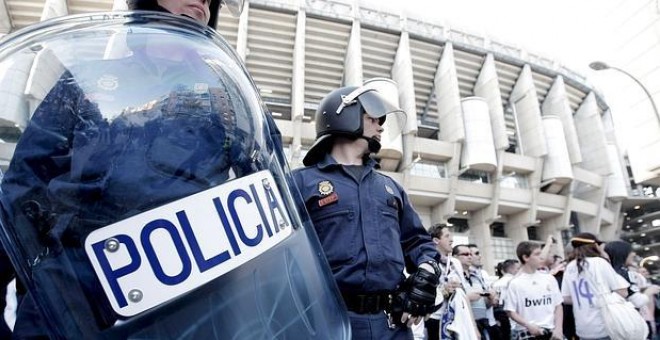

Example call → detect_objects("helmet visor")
357 89 406 133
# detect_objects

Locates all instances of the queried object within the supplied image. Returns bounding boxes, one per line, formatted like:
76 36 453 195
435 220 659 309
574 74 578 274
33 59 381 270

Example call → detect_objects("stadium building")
0 0 656 274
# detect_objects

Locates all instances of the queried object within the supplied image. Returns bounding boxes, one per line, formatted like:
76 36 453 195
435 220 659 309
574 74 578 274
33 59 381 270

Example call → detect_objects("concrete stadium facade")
0 0 633 272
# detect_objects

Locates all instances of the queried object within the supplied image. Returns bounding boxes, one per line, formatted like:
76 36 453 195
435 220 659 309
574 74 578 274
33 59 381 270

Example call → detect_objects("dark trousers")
425 318 440 340
476 318 503 340
348 311 413 340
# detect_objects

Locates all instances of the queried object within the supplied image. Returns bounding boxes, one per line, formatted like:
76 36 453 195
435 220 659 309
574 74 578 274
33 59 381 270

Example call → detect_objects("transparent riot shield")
0 12 350 339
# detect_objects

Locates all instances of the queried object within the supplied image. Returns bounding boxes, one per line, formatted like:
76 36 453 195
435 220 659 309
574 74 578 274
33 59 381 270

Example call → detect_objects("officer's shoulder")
291 165 319 177
374 171 403 187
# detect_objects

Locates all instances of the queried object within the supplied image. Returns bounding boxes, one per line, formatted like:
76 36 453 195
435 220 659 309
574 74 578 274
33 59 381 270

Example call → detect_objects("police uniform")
1 44 281 338
292 154 438 339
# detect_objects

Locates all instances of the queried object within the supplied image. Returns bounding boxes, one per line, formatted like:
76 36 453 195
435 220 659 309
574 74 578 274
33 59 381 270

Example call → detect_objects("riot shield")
0 11 350 339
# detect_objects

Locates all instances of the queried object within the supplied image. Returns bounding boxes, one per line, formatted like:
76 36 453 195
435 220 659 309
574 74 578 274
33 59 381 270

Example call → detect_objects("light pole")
589 61 660 126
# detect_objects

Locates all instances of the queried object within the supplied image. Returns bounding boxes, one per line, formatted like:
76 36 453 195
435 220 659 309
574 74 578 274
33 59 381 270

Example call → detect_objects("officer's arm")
1 70 87 256
396 184 437 265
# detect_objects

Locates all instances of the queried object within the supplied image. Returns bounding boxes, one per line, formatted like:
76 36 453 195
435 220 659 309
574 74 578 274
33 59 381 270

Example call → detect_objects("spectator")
604 240 660 339
505 241 563 340
492 259 520 339
561 233 630 340
468 244 495 285
426 224 465 340
455 244 499 339
554 243 578 340
468 244 501 338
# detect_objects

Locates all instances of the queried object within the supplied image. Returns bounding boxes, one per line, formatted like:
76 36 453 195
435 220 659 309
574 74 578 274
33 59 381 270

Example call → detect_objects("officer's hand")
401 262 440 317
400 312 423 327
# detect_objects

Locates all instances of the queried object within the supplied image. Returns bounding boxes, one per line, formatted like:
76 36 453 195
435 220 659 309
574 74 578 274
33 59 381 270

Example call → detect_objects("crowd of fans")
420 224 660 340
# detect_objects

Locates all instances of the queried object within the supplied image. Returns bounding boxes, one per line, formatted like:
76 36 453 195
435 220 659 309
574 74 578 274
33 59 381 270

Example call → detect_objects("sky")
369 0 652 151
370 0 620 76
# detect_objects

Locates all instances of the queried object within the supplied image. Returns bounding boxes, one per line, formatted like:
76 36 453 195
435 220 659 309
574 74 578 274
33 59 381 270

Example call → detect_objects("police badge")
318 180 333 196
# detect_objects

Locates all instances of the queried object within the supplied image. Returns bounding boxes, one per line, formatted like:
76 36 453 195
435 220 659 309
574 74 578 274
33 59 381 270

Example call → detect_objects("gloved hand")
392 261 440 321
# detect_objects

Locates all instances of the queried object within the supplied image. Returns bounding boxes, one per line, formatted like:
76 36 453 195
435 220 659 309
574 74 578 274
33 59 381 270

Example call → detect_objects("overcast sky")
371 0 619 76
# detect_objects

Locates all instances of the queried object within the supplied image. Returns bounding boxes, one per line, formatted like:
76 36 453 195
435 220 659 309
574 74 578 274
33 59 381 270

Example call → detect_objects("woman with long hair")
561 233 630 340
605 240 660 339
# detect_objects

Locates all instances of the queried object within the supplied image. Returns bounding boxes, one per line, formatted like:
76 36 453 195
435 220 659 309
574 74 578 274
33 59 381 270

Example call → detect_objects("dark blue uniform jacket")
292 155 438 294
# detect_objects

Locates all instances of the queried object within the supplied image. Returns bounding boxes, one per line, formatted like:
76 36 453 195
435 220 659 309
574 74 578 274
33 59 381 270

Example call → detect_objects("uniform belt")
341 292 393 314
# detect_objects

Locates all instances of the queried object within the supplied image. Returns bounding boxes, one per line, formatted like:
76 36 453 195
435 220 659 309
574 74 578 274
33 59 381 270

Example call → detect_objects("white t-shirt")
492 273 515 305
504 271 562 330
561 257 630 339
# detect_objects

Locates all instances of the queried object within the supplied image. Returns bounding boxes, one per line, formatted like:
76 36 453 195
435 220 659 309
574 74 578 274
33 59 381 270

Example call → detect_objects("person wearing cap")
291 85 440 339
560 233 630 340
1 0 282 337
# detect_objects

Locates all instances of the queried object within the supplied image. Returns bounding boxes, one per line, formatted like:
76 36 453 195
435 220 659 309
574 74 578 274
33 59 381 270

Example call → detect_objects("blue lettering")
572 278 594 308
91 234 141 308
141 219 192 285
228 189 263 247
249 184 274 237
177 210 231 273
213 197 241 256
263 182 290 231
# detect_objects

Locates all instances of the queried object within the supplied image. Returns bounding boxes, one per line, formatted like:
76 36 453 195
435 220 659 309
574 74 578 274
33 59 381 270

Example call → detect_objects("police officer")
292 85 440 339
0 0 290 338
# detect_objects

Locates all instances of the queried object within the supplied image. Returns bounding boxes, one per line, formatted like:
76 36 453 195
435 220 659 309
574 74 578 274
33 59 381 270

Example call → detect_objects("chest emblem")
317 180 338 207
318 180 334 196
385 185 394 195
97 74 119 91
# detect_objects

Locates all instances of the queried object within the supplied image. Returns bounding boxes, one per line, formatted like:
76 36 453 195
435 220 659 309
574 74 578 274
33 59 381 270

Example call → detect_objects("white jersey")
561 257 629 339
504 271 562 331
492 273 515 306
430 257 463 319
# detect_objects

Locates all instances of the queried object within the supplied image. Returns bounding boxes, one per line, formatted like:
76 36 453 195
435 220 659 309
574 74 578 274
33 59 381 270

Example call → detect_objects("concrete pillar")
390 30 417 171
541 116 573 186
510 65 546 157
41 0 68 21
574 92 612 176
235 2 250 62
469 209 495 274
474 53 508 151
460 97 497 172
0 0 12 34
606 143 628 201
112 0 128 10
434 43 464 143
343 20 363 86
24 49 64 117
505 212 531 246
542 76 582 164
290 6 306 164
0 55 34 129
433 142 462 221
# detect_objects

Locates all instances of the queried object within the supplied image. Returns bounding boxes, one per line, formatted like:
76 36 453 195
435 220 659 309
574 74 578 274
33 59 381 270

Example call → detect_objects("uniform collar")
316 153 379 171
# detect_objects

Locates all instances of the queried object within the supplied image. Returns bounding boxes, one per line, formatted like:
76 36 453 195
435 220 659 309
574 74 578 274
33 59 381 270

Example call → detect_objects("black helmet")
127 0 244 27
302 85 403 166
